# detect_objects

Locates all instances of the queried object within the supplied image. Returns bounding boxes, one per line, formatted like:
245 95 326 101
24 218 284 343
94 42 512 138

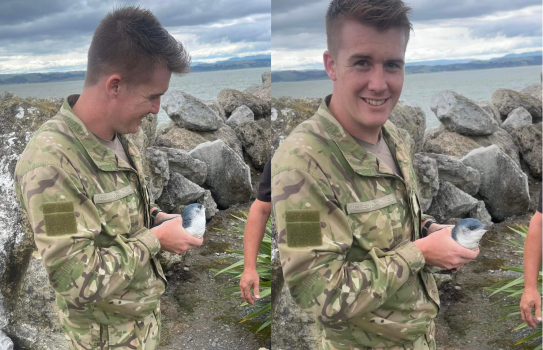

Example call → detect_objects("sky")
272 0 543 70
0 0 271 74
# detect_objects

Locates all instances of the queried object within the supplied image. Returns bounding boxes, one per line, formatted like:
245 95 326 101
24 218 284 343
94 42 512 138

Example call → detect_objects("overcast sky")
272 0 542 70
0 0 271 74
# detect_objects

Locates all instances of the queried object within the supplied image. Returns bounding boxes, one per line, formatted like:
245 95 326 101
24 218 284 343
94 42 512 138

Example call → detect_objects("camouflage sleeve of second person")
272 167 425 324
15 163 161 307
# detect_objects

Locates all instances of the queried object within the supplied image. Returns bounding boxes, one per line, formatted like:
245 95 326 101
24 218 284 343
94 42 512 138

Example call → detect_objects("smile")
363 98 387 106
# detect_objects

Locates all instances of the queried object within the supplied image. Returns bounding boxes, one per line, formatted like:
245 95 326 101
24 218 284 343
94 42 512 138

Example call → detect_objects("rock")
234 119 272 171
430 91 499 136
433 273 453 289
511 123 542 178
189 140 252 209
423 153 481 195
145 147 170 203
520 83 542 103
204 100 227 123
492 88 542 123
271 97 322 148
162 91 224 131
426 181 478 223
226 105 254 129
126 113 158 170
156 147 207 185
477 101 502 126
262 71 271 84
155 125 243 158
389 101 426 152
197 190 219 220
157 173 206 212
460 145 530 221
423 128 520 166
157 251 185 273
469 201 493 226
244 73 271 104
0 331 13 350
413 154 439 212
217 88 269 119
501 107 532 134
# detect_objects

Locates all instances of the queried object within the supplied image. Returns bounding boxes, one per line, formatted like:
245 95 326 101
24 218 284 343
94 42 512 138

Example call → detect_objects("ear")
323 50 337 81
105 74 123 99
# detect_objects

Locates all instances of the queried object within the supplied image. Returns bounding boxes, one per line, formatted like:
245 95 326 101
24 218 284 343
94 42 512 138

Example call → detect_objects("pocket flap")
93 185 134 204
346 193 397 214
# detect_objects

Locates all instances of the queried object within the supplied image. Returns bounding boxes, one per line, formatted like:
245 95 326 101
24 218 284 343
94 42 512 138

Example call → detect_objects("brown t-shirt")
352 131 402 178
94 133 135 169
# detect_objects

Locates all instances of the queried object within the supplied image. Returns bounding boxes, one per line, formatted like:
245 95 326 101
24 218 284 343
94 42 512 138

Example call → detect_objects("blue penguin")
152 204 206 239
451 218 491 250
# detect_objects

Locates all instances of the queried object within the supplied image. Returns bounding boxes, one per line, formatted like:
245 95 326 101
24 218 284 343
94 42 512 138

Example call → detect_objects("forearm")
524 212 542 290
243 200 270 270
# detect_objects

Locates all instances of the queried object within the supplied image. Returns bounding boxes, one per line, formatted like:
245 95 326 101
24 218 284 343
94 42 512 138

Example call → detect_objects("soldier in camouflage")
14 7 201 350
271 1 479 349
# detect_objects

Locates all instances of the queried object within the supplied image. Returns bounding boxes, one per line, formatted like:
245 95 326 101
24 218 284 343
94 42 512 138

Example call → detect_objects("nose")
367 65 387 94
150 97 161 115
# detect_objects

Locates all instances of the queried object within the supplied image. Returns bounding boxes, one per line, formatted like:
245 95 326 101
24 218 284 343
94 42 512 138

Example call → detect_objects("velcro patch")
285 210 322 247
43 201 77 236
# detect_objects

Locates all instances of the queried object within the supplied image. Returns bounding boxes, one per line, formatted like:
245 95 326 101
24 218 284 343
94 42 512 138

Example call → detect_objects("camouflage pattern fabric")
14 96 167 348
272 96 439 349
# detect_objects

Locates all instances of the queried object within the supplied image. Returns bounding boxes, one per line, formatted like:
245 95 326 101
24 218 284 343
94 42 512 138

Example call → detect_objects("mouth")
361 98 388 107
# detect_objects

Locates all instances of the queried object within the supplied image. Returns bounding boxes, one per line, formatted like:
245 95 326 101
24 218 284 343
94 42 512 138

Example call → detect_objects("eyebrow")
349 55 405 65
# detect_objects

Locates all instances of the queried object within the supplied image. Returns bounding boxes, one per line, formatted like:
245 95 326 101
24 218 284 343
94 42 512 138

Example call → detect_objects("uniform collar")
59 94 136 172
316 94 410 178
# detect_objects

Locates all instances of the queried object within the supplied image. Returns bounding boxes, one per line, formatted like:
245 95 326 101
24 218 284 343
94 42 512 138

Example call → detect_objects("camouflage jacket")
272 98 440 348
14 97 166 325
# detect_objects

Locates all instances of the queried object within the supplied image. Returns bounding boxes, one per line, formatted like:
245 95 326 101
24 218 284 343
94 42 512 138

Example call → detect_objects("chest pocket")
94 185 140 242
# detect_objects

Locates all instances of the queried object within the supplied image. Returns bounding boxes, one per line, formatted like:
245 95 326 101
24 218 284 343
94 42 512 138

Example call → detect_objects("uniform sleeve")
273 168 425 325
16 164 161 307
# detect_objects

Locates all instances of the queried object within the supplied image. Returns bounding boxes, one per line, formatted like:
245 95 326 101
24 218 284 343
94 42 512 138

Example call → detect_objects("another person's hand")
414 226 479 270
240 268 260 305
520 287 542 329
151 217 203 254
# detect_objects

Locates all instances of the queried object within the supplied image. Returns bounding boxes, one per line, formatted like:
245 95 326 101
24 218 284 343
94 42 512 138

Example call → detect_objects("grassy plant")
484 223 542 349
211 211 271 333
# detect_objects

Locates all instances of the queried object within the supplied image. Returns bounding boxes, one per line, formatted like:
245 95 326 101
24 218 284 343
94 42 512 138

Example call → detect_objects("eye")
385 62 401 69
355 60 368 67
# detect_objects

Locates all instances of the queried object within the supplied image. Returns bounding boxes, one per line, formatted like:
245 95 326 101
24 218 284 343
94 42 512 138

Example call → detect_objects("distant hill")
0 71 86 85
190 57 270 72
272 53 542 82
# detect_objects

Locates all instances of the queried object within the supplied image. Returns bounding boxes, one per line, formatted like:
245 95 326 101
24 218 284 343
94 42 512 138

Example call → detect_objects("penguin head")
451 218 491 249
181 204 206 238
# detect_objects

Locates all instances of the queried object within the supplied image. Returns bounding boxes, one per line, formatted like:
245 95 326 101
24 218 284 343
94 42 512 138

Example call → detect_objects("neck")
328 96 382 144
72 90 115 140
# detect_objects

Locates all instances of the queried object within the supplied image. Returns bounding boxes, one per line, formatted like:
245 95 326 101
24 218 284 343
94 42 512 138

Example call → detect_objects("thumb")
254 278 260 299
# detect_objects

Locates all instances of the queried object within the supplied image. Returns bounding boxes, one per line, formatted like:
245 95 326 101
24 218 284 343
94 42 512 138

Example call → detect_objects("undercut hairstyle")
85 6 191 87
326 0 413 54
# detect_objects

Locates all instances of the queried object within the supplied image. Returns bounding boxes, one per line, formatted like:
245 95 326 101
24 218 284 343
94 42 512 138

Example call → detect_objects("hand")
414 226 479 270
520 288 542 329
150 217 203 254
240 269 260 305
428 223 454 235
154 211 180 226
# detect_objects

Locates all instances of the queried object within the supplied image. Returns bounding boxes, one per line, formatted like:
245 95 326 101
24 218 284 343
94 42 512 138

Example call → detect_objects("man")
271 1 479 349
14 7 202 349
240 159 272 305
520 188 542 329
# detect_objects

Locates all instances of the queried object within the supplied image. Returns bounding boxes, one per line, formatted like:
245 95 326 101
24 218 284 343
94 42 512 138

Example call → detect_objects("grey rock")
156 147 207 185
157 251 185 272
234 119 272 171
190 140 252 209
426 181 478 223
431 91 499 136
197 190 219 220
271 97 322 149
423 128 520 166
492 88 542 123
162 91 224 131
157 173 205 212
477 101 502 126
261 72 271 84
413 154 439 212
423 153 481 195
461 145 530 221
204 100 227 123
126 113 158 171
217 88 269 119
389 101 426 152
469 201 493 226
501 107 532 134
226 105 254 129
145 147 170 202
244 75 271 105
520 83 542 103
0 331 13 350
433 273 453 289
511 123 542 179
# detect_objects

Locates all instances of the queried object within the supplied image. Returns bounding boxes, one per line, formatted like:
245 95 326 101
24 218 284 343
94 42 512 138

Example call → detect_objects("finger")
253 279 260 300
536 299 542 322
241 283 253 305
523 306 536 329
458 248 479 260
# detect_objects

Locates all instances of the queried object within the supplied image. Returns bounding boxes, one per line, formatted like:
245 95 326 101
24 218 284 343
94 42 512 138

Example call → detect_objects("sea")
0 67 270 126
271 65 542 130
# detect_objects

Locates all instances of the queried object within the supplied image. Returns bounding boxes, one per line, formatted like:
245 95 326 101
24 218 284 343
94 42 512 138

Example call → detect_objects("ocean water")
272 65 542 130
1 67 270 126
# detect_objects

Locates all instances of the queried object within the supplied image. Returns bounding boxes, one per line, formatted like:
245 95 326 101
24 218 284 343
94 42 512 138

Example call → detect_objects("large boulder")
477 101 502 126
234 119 272 171
469 201 493 226
271 97 322 148
126 113 158 163
430 91 499 136
389 101 426 151
217 89 269 119
426 181 478 223
244 72 271 103
423 128 520 166
155 147 207 186
226 105 254 129
189 140 252 209
413 154 439 212
520 83 542 103
204 100 227 123
157 173 206 212
422 153 481 195
162 91 224 132
492 88 542 123
144 147 170 203
196 190 219 220
460 145 530 221
501 107 532 134
511 123 542 178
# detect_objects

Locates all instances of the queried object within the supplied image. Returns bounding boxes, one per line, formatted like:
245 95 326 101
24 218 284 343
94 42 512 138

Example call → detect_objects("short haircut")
85 6 191 87
326 0 413 54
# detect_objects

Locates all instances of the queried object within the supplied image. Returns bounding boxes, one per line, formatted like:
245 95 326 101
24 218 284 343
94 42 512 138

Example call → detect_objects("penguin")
152 203 206 239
